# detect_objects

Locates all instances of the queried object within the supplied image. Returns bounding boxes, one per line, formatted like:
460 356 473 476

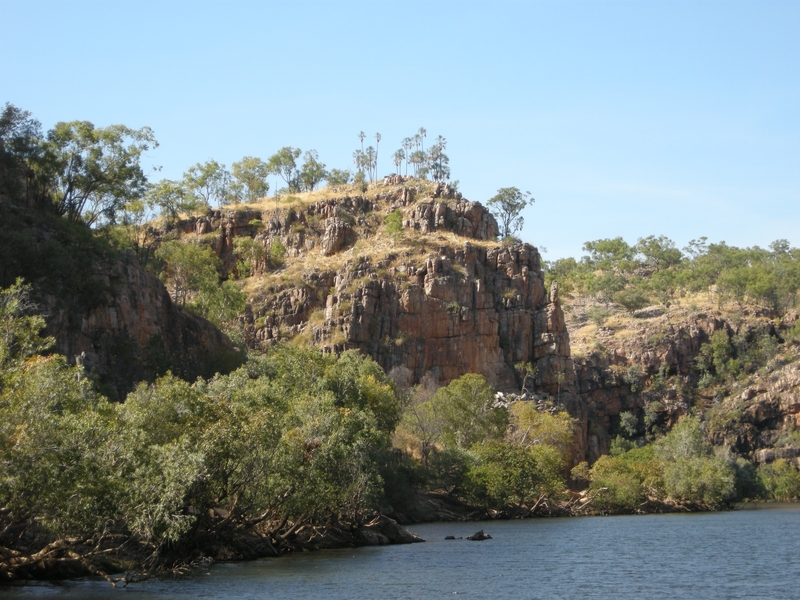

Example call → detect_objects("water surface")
6 504 799 599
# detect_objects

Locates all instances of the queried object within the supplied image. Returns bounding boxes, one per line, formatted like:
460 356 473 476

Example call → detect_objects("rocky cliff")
44 250 241 399
563 299 800 466
165 180 573 394
0 198 240 400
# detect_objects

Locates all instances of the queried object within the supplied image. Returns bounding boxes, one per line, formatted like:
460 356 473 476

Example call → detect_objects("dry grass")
563 288 754 359
231 178 438 213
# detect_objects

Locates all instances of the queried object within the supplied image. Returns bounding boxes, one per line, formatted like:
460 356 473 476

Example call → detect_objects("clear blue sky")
3 0 798 259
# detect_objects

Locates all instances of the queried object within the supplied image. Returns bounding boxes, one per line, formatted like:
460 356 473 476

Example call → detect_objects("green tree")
46 120 157 225
267 147 302 191
613 287 650 314
0 103 46 201
466 441 565 510
155 241 219 306
487 187 534 240
232 156 270 203
655 416 736 506
146 178 197 224
0 279 54 372
299 150 327 191
508 403 573 462
233 236 266 277
384 209 403 237
619 411 639 437
327 168 352 186
183 159 231 207
758 459 800 501
636 235 683 270
582 237 636 271
428 373 507 449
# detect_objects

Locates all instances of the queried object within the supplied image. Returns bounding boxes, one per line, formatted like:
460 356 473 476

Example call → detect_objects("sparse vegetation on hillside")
546 235 800 314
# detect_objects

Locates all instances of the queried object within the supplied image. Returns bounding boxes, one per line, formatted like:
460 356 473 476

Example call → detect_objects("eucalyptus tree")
232 156 270 203
46 120 157 225
0 103 46 201
267 147 302 192
327 168 352 186
183 159 232 207
487 187 534 239
299 150 327 191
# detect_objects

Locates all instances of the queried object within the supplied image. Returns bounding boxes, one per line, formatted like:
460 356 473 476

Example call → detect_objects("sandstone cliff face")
310 243 571 392
42 250 239 399
565 301 799 464
168 183 571 394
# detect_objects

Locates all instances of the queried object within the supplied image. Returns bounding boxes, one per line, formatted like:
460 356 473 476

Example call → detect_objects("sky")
2 0 799 259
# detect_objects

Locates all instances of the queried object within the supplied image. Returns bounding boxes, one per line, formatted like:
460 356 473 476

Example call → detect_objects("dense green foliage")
545 235 800 314
1 287 404 563
580 416 796 511
397 374 572 512
155 240 246 328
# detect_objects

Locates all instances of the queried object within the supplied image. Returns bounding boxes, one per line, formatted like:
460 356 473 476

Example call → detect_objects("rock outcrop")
42 250 241 399
166 183 572 394
565 301 800 464
247 240 572 393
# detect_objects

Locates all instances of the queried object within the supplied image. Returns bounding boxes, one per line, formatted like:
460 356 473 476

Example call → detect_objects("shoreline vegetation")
1 281 795 583
1 104 799 584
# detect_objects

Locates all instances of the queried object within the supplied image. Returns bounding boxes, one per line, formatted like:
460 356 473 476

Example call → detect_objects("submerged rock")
466 530 492 541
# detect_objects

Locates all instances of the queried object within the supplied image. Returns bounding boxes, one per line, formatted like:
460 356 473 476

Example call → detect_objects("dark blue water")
5 504 800 599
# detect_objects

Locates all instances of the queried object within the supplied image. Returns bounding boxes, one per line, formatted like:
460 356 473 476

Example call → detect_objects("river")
5 504 799 599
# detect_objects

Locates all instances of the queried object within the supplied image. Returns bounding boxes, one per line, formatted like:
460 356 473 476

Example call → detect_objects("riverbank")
5 507 800 599
0 515 423 584
4 494 795 584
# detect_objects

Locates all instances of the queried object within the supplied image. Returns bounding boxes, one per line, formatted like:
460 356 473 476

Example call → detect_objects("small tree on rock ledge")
487 187 534 240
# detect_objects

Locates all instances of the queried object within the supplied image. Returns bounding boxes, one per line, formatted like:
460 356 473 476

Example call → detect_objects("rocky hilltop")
164 179 573 394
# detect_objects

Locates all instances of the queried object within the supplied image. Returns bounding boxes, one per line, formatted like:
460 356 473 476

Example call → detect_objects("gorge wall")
43 250 241 399
567 302 800 466
170 181 574 395
0 196 240 400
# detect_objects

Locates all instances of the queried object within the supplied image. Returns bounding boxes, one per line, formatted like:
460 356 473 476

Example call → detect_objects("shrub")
619 411 639 438
588 446 660 511
465 441 566 509
758 459 800 501
269 239 286 267
613 288 650 313
384 209 403 236
587 306 612 326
